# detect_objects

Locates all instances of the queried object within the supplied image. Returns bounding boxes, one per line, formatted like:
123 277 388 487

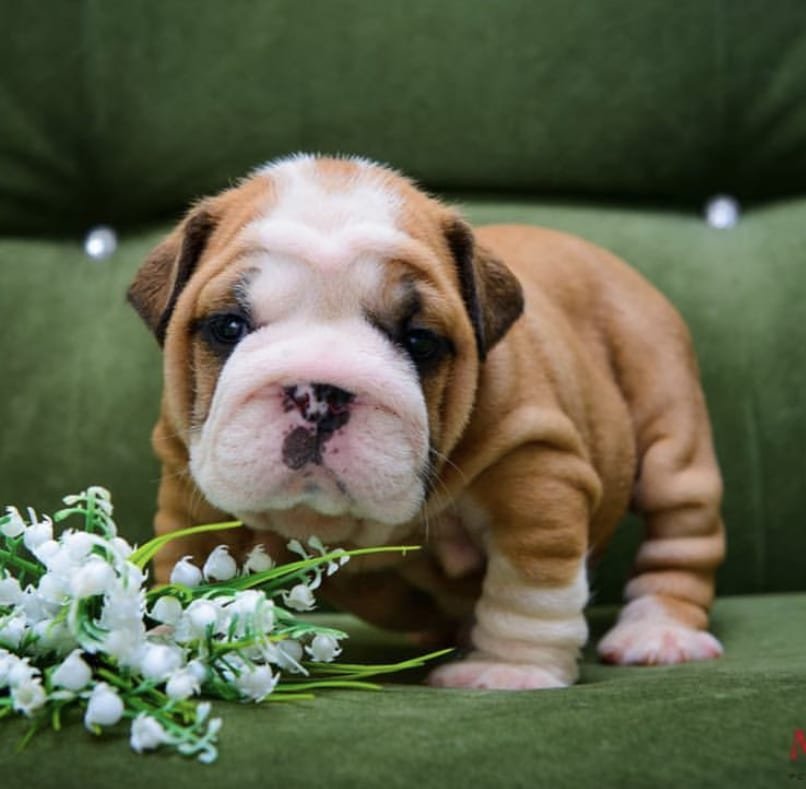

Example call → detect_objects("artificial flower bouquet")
0 487 444 763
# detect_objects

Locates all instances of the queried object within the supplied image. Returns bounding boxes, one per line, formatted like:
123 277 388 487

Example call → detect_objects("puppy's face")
130 156 522 544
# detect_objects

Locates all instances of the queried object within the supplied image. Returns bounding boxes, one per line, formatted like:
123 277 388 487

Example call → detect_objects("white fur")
189 319 429 531
190 158 430 543
597 596 723 665
430 550 589 689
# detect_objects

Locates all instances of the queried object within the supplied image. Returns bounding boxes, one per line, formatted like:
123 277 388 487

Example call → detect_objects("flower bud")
62 531 94 561
283 583 316 612
32 539 60 566
110 537 134 559
70 557 116 598
11 678 47 716
306 633 343 663
243 544 274 574
38 572 68 605
165 668 200 700
84 683 124 729
186 659 208 684
1 508 25 538
130 714 167 752
52 650 93 691
23 517 53 551
186 599 220 636
139 643 183 681
203 546 237 582
234 664 277 701
0 615 27 648
0 575 23 606
169 556 203 587
150 596 183 626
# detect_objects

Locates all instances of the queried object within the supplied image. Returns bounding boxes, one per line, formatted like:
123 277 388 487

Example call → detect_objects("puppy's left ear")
443 217 524 360
127 201 218 346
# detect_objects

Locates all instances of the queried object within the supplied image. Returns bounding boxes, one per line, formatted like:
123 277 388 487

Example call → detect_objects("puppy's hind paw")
428 656 572 690
598 621 723 666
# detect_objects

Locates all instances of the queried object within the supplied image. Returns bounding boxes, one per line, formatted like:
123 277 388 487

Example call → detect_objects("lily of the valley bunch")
0 487 437 763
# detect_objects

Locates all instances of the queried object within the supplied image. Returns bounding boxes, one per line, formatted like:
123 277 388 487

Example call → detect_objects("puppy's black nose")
283 383 354 434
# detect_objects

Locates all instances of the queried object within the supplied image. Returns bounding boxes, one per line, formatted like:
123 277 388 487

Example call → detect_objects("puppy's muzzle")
281 383 355 470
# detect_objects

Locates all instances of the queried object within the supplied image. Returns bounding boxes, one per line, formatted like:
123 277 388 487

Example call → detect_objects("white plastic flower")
62 530 95 561
283 583 316 612
185 599 222 637
170 556 203 587
139 643 184 681
109 537 134 560
37 571 69 606
225 590 275 636
267 639 306 673
186 659 207 683
6 655 37 686
102 625 146 667
84 682 124 729
0 614 28 648
306 633 343 663
150 595 183 625
70 557 116 599
1 507 25 538
0 574 23 606
0 649 20 687
165 667 201 700
11 677 47 716
31 539 60 566
32 619 76 656
233 664 277 702
101 581 146 630
202 546 237 582
242 545 274 574
23 515 53 552
130 714 168 752
52 650 93 691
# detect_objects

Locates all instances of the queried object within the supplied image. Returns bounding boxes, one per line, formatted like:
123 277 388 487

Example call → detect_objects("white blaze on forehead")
245 156 415 322
251 154 409 266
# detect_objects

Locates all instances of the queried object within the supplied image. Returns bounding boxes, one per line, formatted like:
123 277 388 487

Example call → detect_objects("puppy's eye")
204 313 251 347
404 328 447 366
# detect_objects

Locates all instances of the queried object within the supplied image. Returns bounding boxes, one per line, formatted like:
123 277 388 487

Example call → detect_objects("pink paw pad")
597 622 723 666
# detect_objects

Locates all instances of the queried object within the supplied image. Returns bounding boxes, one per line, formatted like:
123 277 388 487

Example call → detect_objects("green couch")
2 2 805 786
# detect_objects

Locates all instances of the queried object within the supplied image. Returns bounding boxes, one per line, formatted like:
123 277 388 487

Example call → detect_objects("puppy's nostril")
283 383 354 430
312 383 354 410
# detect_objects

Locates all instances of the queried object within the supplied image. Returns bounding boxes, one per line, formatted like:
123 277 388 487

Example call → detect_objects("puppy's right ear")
127 202 218 346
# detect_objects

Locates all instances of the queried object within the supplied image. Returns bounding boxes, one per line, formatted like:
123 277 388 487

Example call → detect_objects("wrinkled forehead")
198 156 452 320
246 155 432 271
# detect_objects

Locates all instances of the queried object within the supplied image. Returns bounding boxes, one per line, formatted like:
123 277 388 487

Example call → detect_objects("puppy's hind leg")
598 362 726 665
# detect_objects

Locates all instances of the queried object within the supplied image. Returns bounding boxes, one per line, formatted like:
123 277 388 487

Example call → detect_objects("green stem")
274 679 382 692
130 521 244 569
0 546 43 579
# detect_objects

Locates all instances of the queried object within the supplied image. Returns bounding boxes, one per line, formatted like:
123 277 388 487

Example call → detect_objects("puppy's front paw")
598 621 723 666
428 654 571 690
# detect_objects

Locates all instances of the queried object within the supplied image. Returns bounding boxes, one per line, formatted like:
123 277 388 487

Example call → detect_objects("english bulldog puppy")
128 154 725 690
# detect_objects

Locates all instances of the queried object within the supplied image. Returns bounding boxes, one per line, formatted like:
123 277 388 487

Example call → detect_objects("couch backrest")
2 0 806 234
1 2 805 603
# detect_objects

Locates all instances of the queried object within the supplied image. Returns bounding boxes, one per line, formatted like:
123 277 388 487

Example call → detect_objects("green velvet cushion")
3 594 804 788
3 0 806 233
0 196 804 600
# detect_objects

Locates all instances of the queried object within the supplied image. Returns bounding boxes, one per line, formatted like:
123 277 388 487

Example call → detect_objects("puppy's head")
129 156 523 544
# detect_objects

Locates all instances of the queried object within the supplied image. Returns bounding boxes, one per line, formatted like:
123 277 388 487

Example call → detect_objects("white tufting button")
84 226 118 260
704 195 740 229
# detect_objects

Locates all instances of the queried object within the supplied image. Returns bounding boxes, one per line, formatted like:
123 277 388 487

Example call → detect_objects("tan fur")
131 158 725 684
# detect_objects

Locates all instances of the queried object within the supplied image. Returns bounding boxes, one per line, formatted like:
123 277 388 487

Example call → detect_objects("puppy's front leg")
430 446 596 690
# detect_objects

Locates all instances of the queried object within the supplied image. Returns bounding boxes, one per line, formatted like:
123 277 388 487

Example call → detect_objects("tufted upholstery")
1 2 805 786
